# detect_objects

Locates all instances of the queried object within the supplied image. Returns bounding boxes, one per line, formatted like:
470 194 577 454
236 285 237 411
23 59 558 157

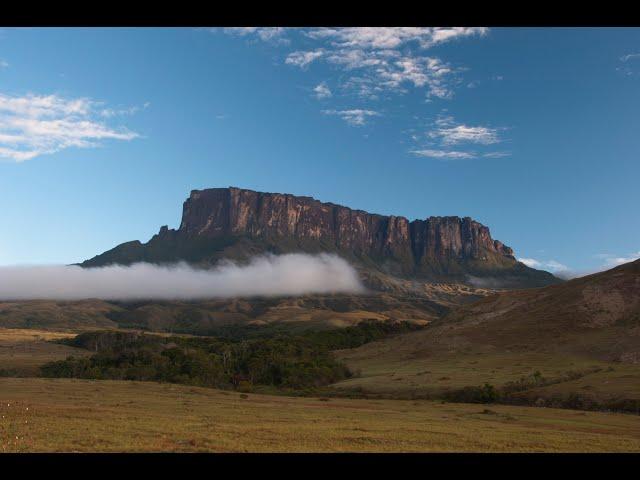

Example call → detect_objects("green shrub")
443 383 501 404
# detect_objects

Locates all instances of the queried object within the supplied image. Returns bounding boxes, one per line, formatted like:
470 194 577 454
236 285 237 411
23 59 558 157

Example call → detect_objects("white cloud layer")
0 93 139 162
0 254 365 300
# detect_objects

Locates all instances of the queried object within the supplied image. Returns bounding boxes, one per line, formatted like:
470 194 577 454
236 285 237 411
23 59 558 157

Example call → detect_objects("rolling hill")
332 259 640 409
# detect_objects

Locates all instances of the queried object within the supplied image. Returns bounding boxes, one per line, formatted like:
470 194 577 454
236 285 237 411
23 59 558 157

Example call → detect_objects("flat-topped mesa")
176 187 515 265
82 186 559 287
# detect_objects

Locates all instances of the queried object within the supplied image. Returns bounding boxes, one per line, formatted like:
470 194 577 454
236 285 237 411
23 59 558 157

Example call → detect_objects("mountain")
82 187 558 289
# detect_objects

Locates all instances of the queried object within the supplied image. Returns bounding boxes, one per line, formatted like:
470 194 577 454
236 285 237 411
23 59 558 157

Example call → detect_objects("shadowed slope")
332 260 640 404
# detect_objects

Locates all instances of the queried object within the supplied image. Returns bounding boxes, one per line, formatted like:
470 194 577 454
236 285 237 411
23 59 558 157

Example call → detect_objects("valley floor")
1 377 639 452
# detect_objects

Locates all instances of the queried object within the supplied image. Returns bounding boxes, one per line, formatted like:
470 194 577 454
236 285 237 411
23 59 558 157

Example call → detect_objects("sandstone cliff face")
176 187 515 266
82 187 559 287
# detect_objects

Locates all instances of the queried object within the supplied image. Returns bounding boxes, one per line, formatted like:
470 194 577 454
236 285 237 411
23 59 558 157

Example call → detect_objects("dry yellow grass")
1 378 639 452
333 341 640 403
0 328 89 376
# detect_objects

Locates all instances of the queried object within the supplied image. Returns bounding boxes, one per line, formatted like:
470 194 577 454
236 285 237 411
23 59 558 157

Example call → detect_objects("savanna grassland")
0 328 90 376
2 377 640 453
0 260 639 452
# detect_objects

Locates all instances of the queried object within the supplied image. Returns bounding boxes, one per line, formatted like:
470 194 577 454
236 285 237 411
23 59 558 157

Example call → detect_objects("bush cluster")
42 320 422 392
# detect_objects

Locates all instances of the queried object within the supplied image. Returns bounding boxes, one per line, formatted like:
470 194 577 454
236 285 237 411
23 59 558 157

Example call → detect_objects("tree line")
41 320 423 392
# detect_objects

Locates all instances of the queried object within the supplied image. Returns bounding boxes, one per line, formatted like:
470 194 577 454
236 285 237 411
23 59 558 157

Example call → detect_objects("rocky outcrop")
82 187 560 287
177 187 514 263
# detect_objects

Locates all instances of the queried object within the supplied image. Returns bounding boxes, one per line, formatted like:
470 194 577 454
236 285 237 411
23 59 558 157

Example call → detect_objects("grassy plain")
1 377 639 452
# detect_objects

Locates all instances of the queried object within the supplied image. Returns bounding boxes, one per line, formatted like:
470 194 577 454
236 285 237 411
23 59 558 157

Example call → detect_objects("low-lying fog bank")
0 253 365 300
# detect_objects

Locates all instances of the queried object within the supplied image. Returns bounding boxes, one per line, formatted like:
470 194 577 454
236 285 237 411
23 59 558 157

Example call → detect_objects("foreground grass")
1 378 639 452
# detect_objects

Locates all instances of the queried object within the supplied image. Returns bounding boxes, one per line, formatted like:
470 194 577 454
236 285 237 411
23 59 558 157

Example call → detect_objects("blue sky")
0 27 638 275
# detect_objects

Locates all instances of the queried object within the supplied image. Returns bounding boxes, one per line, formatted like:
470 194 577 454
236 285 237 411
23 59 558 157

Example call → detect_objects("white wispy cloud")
517 252 640 280
313 82 332 99
378 57 455 98
518 257 569 273
306 27 487 50
323 48 393 70
285 49 324 68
0 60 8 69
322 109 380 126
617 53 640 76
620 53 640 62
0 92 139 162
100 101 150 118
483 151 511 158
221 27 493 139
430 116 501 145
279 27 488 101
410 148 474 159
223 27 288 44
290 49 458 99
596 251 640 267
410 114 508 160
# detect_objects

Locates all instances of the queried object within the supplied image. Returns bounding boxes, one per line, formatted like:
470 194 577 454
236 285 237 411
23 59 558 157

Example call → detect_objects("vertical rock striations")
177 187 514 263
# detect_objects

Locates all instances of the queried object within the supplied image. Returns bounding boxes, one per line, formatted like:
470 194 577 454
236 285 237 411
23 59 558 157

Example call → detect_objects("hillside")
438 258 640 361
0 291 459 333
81 187 559 289
332 260 640 408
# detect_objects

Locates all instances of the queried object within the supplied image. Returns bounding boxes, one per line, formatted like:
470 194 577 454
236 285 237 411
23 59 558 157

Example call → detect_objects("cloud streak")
518 257 569 273
322 108 380 126
620 53 640 62
223 27 288 44
596 251 640 268
0 254 365 300
285 50 325 68
430 116 501 145
0 93 139 162
305 27 488 50
410 148 474 159
410 113 508 160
